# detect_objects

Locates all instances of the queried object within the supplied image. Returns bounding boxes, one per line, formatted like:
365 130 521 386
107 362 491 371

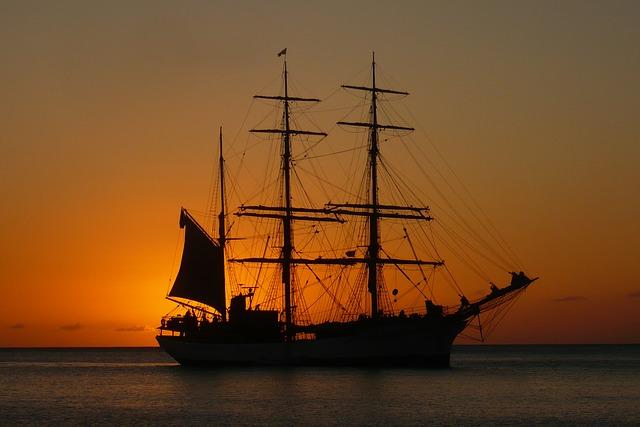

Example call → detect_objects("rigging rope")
396 100 525 270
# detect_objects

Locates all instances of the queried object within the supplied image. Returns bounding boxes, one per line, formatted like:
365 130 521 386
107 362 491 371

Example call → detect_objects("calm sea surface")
1 345 638 426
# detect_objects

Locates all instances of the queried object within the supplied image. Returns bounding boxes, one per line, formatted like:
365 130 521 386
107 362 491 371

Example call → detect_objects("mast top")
218 125 226 246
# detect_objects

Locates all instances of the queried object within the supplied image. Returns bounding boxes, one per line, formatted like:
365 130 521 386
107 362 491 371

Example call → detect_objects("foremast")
337 53 441 317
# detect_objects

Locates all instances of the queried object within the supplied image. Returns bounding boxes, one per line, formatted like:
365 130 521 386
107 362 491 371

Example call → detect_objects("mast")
241 51 328 340
218 126 227 321
369 53 380 317
282 58 293 339
234 53 441 323
218 126 226 248
338 52 420 318
167 131 228 319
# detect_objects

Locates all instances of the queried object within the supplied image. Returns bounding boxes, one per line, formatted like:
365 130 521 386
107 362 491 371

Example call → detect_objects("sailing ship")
156 51 538 366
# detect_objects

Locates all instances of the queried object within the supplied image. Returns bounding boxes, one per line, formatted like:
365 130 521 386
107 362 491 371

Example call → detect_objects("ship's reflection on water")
1 346 638 426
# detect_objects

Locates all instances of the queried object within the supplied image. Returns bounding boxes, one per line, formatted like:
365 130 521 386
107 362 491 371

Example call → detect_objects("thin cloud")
9 323 25 330
552 296 588 303
627 291 640 299
60 323 83 331
115 325 147 332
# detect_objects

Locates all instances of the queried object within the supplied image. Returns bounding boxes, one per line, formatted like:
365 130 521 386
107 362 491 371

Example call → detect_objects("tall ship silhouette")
156 51 538 366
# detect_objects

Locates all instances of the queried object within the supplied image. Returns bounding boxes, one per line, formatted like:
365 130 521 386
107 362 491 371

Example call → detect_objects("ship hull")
156 317 467 367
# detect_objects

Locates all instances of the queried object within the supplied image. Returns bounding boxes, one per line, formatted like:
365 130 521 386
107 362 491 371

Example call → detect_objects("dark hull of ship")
156 316 469 367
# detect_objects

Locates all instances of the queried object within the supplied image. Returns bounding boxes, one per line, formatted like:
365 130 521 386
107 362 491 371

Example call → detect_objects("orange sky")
1 1 639 346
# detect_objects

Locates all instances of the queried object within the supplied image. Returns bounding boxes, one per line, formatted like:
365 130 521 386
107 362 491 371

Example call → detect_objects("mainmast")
282 59 293 340
238 50 329 340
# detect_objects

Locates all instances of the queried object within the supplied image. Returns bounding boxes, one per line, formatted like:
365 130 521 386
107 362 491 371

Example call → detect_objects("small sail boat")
156 52 537 366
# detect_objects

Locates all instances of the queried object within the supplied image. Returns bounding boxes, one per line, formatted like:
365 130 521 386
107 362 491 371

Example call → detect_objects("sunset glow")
1 1 639 346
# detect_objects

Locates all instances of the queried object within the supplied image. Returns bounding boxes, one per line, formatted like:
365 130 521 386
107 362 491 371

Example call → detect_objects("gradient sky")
1 0 639 346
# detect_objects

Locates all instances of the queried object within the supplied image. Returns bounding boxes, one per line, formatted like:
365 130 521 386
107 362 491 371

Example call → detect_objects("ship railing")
395 303 463 317
339 304 458 320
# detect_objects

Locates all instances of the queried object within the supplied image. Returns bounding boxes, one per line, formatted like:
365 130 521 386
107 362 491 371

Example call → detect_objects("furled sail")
168 209 226 318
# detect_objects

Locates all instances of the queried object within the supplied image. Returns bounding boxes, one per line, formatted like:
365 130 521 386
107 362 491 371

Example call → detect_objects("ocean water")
1 345 638 426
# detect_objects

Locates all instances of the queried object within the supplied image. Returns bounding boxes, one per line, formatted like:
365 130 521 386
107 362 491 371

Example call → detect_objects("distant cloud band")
60 323 83 331
552 296 587 303
115 325 147 332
